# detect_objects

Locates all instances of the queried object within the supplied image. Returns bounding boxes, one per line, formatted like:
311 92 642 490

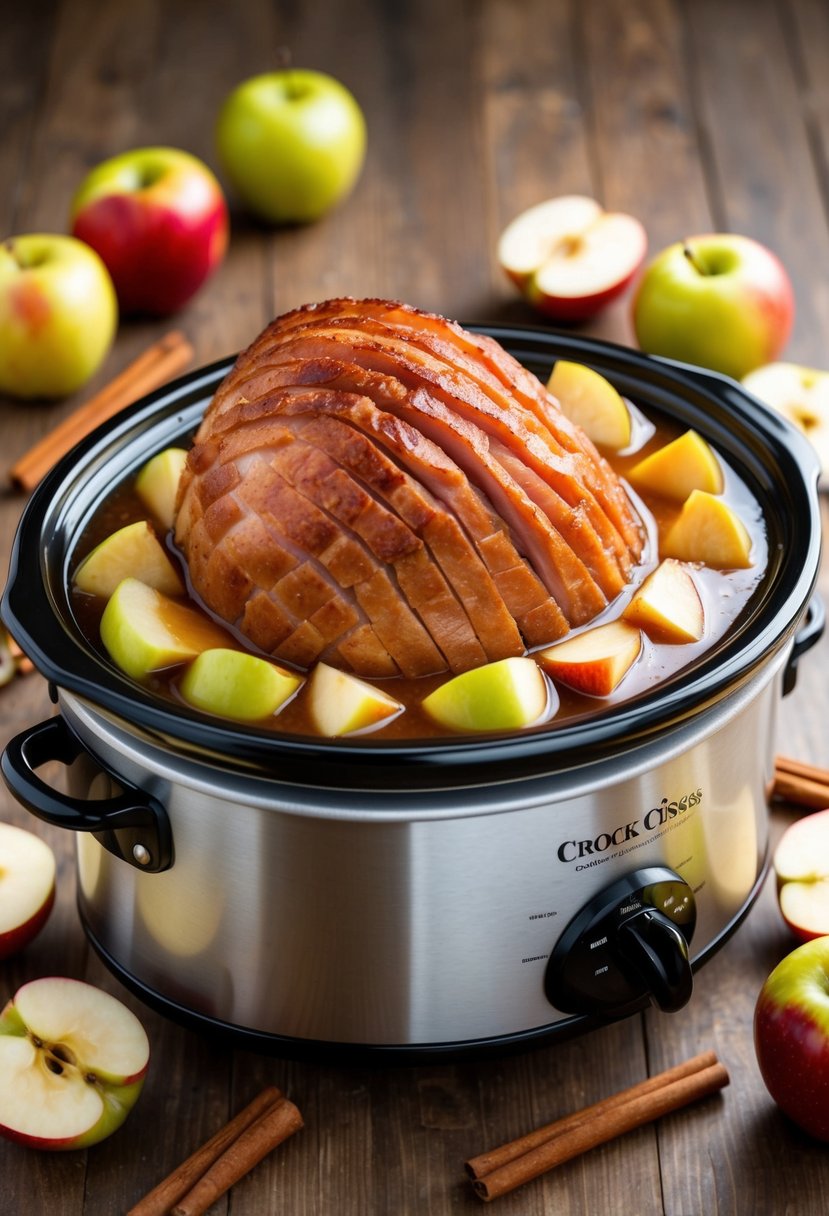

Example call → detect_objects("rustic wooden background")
3 1 829 1212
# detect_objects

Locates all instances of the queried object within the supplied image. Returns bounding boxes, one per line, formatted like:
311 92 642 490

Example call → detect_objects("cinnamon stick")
170 1094 304 1216
469 1058 729 1202
771 755 829 811
9 330 194 492
465 1049 717 1181
126 1086 282 1216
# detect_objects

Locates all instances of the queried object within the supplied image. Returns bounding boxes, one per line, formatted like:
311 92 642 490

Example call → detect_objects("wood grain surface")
2 2 829 1213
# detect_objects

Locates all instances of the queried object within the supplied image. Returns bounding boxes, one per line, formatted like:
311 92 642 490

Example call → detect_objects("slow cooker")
1 327 822 1061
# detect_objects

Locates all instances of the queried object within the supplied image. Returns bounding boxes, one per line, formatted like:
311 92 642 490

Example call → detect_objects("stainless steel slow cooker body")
1 327 822 1059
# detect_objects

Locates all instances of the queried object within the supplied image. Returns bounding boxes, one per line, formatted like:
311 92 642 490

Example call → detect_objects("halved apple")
307 662 403 736
135 447 188 530
661 491 753 568
742 362 829 481
100 577 232 680
180 647 302 721
421 656 550 733
627 430 724 501
0 822 56 961
74 520 184 599
0 977 149 1150
622 559 705 643
497 195 647 321
774 809 829 942
536 620 642 696
546 360 631 450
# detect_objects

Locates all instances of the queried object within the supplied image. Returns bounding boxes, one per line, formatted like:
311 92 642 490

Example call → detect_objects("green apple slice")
0 977 149 1150
100 577 232 679
135 448 188 530
307 662 403 736
74 520 184 599
180 647 302 721
421 656 550 733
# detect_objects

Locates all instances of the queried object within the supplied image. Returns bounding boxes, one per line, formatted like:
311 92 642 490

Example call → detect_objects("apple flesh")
100 577 232 680
307 662 402 736
773 809 829 942
497 195 647 322
0 977 149 1150
421 656 551 733
754 937 829 1142
73 520 184 599
135 448 188 531
661 490 753 569
633 233 794 381
180 647 302 721
627 430 724 501
546 360 631 450
0 822 56 961
70 147 228 315
0 234 117 399
742 362 829 482
622 559 705 643
536 620 641 696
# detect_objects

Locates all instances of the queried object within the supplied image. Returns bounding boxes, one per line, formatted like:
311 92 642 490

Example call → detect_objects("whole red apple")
70 147 229 315
754 937 829 1141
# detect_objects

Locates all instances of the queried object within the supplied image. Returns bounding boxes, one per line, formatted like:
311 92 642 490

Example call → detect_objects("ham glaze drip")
174 299 645 679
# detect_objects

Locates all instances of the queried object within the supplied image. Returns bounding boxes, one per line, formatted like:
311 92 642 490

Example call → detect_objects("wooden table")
3 1 829 1212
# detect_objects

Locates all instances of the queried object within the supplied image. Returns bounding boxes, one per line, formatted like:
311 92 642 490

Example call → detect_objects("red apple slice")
774 809 829 941
0 822 56 960
622 559 705 643
0 977 149 1149
497 195 647 321
536 620 642 696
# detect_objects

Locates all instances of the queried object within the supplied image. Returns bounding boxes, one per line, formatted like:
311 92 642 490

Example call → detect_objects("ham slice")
175 299 644 677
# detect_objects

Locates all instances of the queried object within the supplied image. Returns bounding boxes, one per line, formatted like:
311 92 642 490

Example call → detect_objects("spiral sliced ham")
175 299 645 678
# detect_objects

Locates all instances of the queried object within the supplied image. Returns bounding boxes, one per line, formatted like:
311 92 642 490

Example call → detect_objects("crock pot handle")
783 594 826 696
0 715 173 873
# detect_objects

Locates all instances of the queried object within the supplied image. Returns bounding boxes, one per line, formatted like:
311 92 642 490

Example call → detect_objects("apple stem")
682 242 706 275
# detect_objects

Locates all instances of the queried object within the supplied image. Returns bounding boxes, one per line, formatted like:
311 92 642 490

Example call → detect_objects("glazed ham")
174 299 645 678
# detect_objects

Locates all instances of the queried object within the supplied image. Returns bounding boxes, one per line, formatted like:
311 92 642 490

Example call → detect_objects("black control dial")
544 866 696 1017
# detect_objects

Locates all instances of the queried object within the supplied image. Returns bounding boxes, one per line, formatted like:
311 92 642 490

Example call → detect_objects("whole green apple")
0 234 117 399
216 69 367 223
632 234 794 381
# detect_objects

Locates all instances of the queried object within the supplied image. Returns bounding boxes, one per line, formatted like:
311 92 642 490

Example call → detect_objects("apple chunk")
0 977 149 1150
536 620 641 696
307 662 403 737
498 195 647 321
622 559 705 643
74 520 184 599
546 360 631 450
135 447 188 531
422 656 551 733
180 647 302 721
627 430 724 501
0 822 56 961
773 809 829 942
100 577 232 680
661 490 753 568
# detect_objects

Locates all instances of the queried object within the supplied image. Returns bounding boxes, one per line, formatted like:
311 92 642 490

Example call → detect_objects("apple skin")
0 234 117 399
632 234 794 381
754 937 829 1142
0 822 56 961
216 69 367 224
70 147 229 315
773 809 829 942
421 657 552 733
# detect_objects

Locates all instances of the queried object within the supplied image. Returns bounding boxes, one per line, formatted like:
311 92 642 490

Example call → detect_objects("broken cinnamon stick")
126 1086 282 1216
170 1095 304 1216
9 329 194 492
468 1056 729 1202
772 755 829 811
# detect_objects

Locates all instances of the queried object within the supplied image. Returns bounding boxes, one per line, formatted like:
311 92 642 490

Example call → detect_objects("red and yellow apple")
0 977 149 1149
0 822 56 961
633 234 794 381
216 69 367 224
773 809 829 942
497 195 647 322
0 234 117 399
70 147 228 315
536 620 641 696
